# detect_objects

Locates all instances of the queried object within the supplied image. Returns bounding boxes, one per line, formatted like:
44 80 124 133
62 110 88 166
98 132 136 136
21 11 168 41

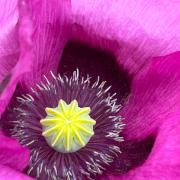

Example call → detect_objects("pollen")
40 99 96 153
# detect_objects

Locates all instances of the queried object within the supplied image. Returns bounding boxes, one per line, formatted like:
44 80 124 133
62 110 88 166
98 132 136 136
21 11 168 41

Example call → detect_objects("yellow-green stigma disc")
40 99 96 153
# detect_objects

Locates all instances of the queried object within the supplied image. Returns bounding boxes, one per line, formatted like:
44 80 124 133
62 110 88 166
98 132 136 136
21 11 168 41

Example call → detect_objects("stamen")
41 99 96 153
6 69 124 180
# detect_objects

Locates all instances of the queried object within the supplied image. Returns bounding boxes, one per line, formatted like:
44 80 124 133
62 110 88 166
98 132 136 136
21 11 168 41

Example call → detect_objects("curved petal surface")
0 0 19 83
20 0 72 87
0 135 30 172
0 0 33 116
122 52 180 140
105 114 180 179
0 135 29 171
0 0 72 116
101 52 180 179
72 0 180 74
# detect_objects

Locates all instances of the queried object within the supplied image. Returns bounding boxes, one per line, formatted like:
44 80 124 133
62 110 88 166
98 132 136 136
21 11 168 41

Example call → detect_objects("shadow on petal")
59 41 132 104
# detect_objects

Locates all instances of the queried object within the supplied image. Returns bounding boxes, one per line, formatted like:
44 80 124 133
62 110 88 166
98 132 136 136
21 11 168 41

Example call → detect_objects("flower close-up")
0 0 180 180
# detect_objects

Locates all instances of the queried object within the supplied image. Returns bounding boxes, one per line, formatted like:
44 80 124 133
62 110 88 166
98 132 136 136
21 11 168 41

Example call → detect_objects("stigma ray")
41 99 96 153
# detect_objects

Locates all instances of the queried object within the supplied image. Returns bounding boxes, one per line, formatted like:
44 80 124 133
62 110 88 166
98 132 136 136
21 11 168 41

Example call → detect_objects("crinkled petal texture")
0 1 32 178
72 0 180 75
0 0 71 116
20 0 71 87
0 0 19 83
0 0 20 114
0 134 32 180
103 52 180 179
123 52 180 141
0 0 34 115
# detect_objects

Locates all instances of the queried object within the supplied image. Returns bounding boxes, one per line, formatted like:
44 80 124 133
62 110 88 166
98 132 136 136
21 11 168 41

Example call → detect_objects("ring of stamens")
6 69 124 179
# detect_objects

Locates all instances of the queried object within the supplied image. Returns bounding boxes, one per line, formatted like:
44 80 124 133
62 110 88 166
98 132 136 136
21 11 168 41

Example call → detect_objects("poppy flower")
0 0 180 179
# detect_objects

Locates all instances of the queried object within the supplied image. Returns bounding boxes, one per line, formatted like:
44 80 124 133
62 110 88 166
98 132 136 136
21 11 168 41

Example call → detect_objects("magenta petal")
0 0 19 83
0 165 32 180
106 114 180 179
72 1 180 74
20 0 71 88
0 135 30 171
0 0 71 116
0 0 33 116
102 52 180 179
122 52 180 141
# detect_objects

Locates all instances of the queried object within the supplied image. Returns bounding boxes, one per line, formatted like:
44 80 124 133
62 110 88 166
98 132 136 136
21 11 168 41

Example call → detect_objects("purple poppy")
0 0 180 179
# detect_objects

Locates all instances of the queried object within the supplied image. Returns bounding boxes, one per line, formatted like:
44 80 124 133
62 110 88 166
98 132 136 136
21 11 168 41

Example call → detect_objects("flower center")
40 99 96 153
